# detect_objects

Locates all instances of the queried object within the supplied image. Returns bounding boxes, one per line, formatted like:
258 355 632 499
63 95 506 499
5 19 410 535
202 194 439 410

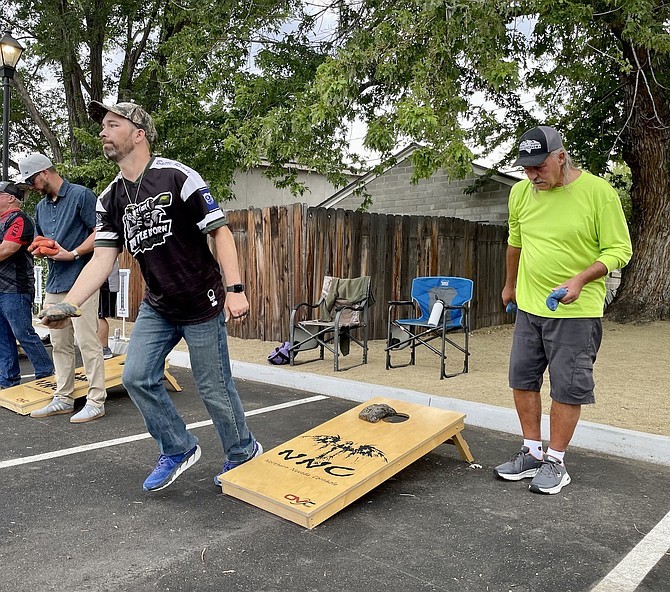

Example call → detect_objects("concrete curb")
166 350 670 467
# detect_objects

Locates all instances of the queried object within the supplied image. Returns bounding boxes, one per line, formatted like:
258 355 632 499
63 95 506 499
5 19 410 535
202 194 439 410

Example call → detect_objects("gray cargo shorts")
509 310 603 405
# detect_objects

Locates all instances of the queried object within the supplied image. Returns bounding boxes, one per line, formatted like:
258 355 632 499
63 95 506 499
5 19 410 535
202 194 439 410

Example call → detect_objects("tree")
3 1 669 322
251 0 669 322
2 0 322 195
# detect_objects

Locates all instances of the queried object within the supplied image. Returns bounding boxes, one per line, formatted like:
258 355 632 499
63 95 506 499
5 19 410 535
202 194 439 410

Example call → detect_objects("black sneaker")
529 456 571 494
493 446 543 481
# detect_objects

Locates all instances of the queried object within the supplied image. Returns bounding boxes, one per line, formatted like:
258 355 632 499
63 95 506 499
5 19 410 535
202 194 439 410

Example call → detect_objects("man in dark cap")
495 126 632 494
39 101 261 493
0 181 54 388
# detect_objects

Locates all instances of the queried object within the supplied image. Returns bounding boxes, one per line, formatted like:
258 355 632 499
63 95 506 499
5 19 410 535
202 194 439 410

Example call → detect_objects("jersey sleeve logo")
123 192 173 255
198 187 219 212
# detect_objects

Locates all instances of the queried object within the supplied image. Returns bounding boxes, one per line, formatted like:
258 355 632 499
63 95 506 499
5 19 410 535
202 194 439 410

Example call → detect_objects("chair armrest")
444 303 467 310
292 300 322 312
388 300 413 306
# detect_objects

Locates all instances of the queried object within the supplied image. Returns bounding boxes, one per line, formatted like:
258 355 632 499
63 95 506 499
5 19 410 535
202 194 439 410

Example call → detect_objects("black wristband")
226 284 245 293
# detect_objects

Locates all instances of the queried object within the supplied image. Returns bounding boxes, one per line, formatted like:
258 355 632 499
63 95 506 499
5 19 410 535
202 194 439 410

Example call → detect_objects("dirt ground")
109 318 670 437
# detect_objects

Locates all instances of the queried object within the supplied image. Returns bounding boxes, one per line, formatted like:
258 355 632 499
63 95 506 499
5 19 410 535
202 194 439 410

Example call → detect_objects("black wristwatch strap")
226 284 245 293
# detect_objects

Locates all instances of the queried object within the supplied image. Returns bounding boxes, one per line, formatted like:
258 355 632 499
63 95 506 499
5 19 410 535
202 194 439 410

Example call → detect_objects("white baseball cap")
17 153 54 183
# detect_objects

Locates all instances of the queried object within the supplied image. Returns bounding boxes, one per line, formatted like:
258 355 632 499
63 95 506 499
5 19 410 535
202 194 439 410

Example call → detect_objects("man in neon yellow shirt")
495 126 632 494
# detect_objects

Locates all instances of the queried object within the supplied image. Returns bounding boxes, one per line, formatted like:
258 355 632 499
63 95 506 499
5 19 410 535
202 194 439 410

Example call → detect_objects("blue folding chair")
385 276 473 379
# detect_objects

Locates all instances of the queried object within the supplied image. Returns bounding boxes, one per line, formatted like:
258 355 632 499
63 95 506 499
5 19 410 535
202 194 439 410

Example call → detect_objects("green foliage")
606 163 633 223
3 0 670 213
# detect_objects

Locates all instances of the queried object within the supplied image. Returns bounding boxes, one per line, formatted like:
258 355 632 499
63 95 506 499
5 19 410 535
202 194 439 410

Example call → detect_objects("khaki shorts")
509 311 602 405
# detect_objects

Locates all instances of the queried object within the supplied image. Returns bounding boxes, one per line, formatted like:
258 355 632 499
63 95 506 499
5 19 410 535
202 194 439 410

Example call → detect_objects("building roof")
318 143 521 209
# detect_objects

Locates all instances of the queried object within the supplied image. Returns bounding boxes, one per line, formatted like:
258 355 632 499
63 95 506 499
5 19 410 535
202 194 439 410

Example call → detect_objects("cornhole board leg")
0 354 182 415
221 396 473 529
447 432 474 463
163 361 182 392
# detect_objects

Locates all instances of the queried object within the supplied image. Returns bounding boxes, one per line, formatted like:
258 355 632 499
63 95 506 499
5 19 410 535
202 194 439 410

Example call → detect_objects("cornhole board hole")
221 396 474 529
0 354 182 415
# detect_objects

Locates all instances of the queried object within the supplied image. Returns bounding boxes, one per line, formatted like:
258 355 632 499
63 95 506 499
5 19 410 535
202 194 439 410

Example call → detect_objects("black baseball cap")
512 126 564 167
0 181 24 200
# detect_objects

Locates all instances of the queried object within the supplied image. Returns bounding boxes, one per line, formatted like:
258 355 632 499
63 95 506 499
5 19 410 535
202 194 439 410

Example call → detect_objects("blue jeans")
123 302 255 459
0 292 54 388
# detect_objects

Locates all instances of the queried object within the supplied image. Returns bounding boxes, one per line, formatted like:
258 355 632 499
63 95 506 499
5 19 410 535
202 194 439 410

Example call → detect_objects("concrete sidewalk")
166 350 670 468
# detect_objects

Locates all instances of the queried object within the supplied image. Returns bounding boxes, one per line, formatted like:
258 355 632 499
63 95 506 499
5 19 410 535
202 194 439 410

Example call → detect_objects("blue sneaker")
214 441 263 487
143 445 201 492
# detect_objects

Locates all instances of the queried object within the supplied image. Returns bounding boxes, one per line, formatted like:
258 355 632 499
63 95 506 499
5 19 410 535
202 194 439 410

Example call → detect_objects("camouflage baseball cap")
88 101 157 144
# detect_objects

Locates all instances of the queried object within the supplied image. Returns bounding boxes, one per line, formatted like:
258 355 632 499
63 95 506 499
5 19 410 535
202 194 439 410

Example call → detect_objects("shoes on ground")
70 403 105 423
529 456 571 494
214 441 263 487
102 346 113 359
30 396 74 418
143 445 202 492
493 446 543 481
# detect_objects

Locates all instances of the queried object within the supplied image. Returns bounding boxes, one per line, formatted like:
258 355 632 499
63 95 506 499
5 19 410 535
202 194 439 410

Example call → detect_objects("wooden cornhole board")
221 396 474 529
0 354 182 415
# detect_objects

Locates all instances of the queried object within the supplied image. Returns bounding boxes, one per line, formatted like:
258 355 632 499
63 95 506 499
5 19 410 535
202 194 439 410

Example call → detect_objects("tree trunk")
606 43 670 323
12 76 63 162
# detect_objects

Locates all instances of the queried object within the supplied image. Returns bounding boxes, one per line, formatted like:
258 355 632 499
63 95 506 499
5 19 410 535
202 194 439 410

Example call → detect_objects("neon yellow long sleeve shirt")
508 171 632 318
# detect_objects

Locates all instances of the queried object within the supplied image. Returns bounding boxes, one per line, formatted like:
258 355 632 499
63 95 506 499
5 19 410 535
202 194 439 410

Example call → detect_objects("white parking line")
0 395 327 470
591 510 670 591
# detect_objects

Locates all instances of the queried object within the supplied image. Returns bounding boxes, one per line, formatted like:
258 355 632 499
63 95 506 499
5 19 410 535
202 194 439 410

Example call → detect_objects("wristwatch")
226 284 245 293
71 250 80 260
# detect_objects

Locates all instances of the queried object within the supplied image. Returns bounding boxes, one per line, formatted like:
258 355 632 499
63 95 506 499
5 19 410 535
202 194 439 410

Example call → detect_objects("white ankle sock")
524 439 544 460
547 447 565 463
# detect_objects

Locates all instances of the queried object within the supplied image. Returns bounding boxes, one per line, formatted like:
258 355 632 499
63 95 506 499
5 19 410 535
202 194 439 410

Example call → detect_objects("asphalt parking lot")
1 361 668 592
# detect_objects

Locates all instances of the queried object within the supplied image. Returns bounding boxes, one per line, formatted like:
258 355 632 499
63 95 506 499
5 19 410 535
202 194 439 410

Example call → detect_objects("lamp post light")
1 31 24 180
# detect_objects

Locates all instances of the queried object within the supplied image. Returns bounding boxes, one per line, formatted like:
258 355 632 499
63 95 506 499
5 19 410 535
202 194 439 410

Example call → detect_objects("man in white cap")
495 126 632 494
0 181 54 388
17 153 107 422
39 101 261 493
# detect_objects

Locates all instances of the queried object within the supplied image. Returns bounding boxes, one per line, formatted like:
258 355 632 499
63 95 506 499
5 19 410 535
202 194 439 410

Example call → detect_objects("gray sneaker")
493 446 543 481
70 403 106 423
102 346 113 359
30 397 74 418
529 456 571 494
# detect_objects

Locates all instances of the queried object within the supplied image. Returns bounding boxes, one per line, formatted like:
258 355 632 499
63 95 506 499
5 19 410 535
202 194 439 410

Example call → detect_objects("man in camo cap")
40 100 261 493
88 101 157 144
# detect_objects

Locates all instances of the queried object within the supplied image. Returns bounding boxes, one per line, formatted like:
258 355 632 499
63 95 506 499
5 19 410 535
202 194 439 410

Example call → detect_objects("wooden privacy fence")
119 204 510 341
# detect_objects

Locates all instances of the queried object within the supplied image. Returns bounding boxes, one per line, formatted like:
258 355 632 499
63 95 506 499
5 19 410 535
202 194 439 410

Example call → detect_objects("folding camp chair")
385 276 473 379
289 276 372 371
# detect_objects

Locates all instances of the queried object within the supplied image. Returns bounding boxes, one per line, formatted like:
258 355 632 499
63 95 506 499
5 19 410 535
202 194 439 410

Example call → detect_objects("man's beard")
103 139 132 162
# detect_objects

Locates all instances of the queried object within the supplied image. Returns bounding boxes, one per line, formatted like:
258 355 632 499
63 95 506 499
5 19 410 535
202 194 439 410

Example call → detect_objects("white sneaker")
30 397 74 418
70 403 105 423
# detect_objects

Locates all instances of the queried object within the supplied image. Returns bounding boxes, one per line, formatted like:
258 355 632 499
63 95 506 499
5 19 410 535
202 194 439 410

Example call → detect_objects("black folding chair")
289 276 372 371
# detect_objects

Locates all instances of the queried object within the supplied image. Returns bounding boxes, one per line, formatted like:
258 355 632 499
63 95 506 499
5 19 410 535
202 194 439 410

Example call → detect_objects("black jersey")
95 157 228 324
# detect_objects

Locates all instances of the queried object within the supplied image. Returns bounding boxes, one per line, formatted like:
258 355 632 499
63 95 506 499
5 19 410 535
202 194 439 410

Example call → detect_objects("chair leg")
333 325 339 372
289 322 295 366
440 324 447 380
464 328 469 373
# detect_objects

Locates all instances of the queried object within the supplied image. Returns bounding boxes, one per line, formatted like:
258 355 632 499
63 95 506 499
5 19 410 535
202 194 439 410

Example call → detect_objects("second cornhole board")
0 354 182 415
221 396 473 529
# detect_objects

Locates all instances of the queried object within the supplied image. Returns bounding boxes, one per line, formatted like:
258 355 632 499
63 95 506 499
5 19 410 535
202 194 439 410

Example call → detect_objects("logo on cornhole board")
221 397 473 529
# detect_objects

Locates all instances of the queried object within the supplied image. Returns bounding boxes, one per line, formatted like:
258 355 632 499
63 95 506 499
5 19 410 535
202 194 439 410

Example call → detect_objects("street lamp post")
1 31 24 180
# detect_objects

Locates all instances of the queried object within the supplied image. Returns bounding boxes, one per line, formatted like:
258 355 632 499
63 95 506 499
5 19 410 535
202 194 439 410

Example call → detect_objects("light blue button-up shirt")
34 179 97 294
